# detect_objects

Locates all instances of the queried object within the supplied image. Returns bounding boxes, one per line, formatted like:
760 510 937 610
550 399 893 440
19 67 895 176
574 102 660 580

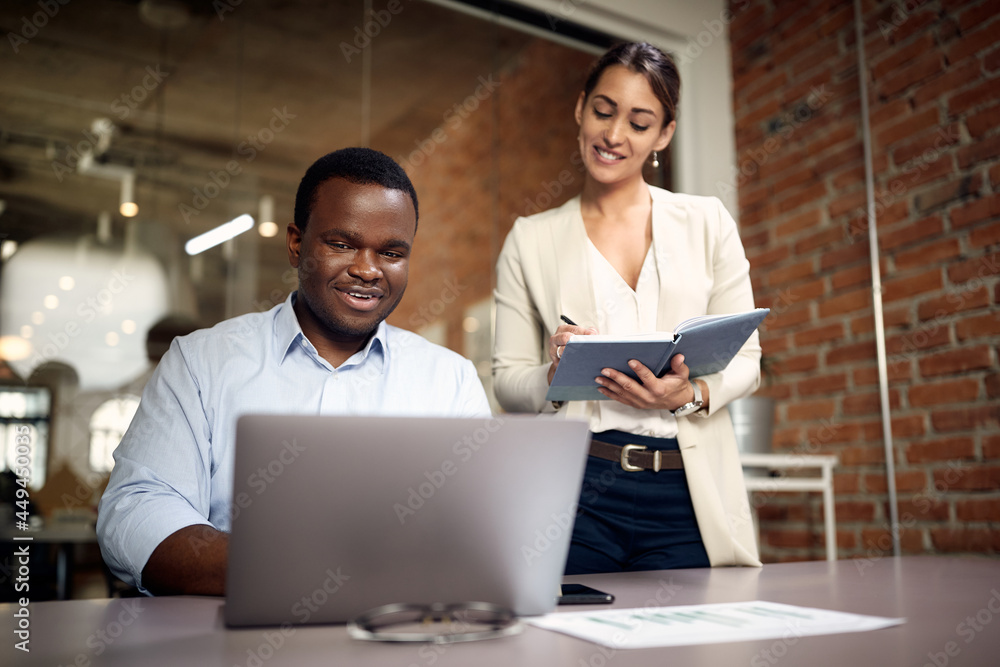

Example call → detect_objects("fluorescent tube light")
185 214 255 255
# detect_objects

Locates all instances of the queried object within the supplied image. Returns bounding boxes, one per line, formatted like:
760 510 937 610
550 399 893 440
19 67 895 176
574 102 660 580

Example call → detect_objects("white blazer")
492 184 762 567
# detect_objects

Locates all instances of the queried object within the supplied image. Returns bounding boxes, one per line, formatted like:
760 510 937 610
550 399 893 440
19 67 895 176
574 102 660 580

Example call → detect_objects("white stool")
740 453 839 562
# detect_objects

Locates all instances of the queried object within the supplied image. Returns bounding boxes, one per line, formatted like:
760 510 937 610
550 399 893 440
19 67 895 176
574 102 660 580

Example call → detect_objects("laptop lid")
224 414 590 627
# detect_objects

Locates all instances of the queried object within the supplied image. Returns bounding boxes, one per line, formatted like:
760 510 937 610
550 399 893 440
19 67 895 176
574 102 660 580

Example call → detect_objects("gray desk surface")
4 556 999 666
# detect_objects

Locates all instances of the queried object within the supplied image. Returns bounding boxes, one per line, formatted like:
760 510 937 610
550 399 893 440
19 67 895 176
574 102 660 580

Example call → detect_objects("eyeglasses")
347 602 523 644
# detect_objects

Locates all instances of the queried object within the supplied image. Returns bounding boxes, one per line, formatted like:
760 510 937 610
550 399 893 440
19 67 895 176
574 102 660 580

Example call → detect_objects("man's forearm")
142 525 229 596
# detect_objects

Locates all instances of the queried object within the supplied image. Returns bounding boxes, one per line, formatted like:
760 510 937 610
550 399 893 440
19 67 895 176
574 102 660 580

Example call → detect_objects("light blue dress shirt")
97 292 491 591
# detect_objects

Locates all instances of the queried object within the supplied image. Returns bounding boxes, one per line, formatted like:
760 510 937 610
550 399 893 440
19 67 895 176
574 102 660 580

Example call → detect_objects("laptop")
224 413 591 627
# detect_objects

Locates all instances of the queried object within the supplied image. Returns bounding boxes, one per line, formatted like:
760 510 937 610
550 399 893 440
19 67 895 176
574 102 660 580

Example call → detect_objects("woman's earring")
651 151 660 168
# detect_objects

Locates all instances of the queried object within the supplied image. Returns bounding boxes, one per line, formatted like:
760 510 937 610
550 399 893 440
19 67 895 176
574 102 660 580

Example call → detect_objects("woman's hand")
595 354 709 412
547 323 599 384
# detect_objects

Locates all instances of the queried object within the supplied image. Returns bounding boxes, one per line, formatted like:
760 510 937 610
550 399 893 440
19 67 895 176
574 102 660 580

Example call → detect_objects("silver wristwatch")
672 381 704 417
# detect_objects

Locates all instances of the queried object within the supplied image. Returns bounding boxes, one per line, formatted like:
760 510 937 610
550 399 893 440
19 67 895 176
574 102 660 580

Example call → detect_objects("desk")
4 556 999 665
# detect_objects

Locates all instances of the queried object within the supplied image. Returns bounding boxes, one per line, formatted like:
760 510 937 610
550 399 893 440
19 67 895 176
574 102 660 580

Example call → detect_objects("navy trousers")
565 429 711 575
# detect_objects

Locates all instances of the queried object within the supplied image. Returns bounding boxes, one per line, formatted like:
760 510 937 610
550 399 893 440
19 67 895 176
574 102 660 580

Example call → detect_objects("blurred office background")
0 0 996 599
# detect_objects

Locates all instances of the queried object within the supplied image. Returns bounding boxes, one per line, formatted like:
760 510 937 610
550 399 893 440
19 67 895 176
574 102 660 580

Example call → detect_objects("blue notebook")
545 308 770 401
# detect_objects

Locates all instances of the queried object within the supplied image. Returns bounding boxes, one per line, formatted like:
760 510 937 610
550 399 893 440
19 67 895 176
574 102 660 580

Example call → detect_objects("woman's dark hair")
294 147 419 232
582 42 680 126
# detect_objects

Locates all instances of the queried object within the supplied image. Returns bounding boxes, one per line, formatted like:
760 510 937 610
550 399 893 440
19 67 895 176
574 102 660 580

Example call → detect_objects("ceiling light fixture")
185 214 255 256
120 172 138 217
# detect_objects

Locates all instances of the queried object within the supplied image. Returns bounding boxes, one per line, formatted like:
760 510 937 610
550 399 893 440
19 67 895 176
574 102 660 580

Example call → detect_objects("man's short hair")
294 147 419 232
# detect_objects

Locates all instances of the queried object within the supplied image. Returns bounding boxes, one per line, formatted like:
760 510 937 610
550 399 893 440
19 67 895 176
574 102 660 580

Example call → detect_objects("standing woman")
493 42 762 573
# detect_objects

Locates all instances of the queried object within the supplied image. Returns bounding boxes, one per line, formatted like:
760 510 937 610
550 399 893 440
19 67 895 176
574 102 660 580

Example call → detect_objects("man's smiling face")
287 177 415 350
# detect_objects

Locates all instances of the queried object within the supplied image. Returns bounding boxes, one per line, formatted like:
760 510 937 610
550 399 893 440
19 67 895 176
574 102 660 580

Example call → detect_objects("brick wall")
388 39 593 350
729 0 1000 561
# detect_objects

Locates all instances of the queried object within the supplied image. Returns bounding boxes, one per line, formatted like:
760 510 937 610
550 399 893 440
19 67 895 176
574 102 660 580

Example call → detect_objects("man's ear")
287 223 302 268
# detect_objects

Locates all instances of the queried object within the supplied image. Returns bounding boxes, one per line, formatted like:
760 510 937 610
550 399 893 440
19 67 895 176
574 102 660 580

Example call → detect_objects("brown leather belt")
589 439 684 472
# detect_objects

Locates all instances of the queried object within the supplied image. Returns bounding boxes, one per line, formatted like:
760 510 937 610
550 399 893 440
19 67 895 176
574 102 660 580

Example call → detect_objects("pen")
560 315 578 326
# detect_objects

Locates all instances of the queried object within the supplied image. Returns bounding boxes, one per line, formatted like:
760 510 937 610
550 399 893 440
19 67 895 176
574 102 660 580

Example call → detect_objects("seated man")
97 148 491 596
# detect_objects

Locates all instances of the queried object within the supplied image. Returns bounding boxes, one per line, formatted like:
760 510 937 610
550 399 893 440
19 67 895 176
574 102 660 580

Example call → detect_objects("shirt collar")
273 291 388 374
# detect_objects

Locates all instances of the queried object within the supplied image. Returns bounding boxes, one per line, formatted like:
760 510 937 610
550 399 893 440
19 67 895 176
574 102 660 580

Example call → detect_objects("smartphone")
557 583 615 605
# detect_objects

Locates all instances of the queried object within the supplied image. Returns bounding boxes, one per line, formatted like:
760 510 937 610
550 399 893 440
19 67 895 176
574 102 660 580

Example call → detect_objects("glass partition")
0 0 669 496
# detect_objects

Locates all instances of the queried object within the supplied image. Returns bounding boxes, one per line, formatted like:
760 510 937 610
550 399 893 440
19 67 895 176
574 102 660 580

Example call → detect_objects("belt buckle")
620 444 662 472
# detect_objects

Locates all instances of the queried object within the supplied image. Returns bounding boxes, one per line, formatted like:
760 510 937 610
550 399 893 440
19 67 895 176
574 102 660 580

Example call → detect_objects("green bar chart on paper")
526 600 904 649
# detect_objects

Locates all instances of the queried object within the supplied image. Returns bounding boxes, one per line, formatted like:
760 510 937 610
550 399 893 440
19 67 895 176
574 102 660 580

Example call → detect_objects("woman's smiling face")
574 64 676 186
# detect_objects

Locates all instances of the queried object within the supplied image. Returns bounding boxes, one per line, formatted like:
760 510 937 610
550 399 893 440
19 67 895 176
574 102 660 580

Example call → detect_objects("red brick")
839 445 885 466
828 189 868 220
947 22 1000 64
957 134 1000 169
865 470 927 494
805 420 862 446
957 0 1000 31
878 215 943 251
826 340 878 367
970 221 1000 249
917 285 990 324
908 436 977 464
984 435 1000 459
852 306 911 335
834 472 859 494
878 52 945 98
772 426 803 450
967 103 1000 139
768 260 816 286
803 123 858 157
773 353 819 375
835 501 876 522
758 149 808 181
987 45 1000 73
870 98 910 129
876 108 940 149
912 60 984 107
818 288 870 318
894 238 961 271
795 226 844 253
854 362 911 386
767 530 814 549
883 269 943 302
820 241 870 271
814 143 865 176
842 389 900 416
947 252 1000 283
930 404 1000 431
891 414 928 439
919 346 993 377
787 399 836 421
871 33 935 80
914 173 981 213
798 373 849 396
836 531 857 551
742 228 770 249
956 498 1000 521
832 264 873 290
794 323 844 347
833 165 866 190
777 182 829 214
744 69 789 106
987 374 1000 399
897 498 949 521
909 378 981 407
748 245 791 269
861 528 924 554
930 528 997 553
767 304 812 330
956 312 1000 339
775 210 822 238
886 325 952 357
739 98 783 130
